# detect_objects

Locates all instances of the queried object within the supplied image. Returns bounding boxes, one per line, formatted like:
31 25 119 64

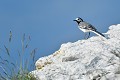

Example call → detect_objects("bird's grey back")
79 22 97 31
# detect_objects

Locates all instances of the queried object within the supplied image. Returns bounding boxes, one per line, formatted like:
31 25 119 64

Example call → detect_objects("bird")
73 17 105 39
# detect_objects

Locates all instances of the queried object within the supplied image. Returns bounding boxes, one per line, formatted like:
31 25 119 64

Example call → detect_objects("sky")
0 0 120 61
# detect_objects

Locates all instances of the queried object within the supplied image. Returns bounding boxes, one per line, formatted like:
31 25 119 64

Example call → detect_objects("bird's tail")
92 30 105 38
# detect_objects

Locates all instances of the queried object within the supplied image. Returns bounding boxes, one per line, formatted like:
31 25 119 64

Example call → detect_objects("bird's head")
73 17 83 24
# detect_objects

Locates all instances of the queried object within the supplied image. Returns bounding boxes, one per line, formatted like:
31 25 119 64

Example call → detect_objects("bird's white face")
75 17 83 22
75 17 79 20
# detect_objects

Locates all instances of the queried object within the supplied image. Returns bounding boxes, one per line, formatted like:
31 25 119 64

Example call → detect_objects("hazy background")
0 0 120 63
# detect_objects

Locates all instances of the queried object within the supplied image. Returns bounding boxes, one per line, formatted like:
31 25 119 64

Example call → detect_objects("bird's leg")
84 32 90 39
87 32 90 39
84 33 87 39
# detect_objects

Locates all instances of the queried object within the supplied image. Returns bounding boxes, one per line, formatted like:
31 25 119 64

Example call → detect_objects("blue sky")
0 0 120 59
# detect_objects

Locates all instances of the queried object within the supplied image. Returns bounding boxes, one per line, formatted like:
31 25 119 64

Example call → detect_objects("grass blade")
0 74 6 80
4 60 9 64
30 48 37 62
25 44 28 48
28 35 31 41
0 62 4 65
17 50 21 57
11 62 16 68
4 45 10 56
25 59 29 71
0 56 3 60
0 66 9 79
22 33 25 42
9 31 12 43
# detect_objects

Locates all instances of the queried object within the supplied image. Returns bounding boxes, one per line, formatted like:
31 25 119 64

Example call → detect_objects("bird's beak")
73 20 77 21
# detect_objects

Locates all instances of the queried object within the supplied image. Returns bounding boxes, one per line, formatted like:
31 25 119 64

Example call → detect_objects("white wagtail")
73 17 105 39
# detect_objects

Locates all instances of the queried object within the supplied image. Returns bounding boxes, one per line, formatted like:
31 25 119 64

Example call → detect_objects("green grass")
0 31 37 80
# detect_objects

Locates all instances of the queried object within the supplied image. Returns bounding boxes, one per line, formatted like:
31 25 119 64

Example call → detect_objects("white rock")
31 24 120 80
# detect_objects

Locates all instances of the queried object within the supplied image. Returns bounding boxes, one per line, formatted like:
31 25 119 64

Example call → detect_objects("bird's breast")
78 26 90 32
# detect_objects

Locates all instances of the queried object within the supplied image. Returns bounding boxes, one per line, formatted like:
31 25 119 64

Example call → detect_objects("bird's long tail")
92 30 105 38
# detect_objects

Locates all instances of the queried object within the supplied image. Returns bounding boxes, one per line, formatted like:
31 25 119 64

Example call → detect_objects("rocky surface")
31 24 120 80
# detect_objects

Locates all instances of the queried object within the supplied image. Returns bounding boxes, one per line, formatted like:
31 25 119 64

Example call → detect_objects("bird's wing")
80 22 97 31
